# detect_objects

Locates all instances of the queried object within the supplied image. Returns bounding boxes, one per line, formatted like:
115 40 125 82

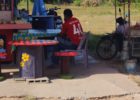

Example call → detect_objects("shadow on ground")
0 57 124 81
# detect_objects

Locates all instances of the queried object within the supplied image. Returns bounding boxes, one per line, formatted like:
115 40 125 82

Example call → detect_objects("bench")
54 32 89 74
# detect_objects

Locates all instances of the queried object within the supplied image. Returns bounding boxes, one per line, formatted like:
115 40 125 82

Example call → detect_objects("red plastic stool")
55 51 78 74
0 52 7 75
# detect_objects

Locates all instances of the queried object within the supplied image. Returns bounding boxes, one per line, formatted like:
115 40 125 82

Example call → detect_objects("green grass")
18 2 140 35
88 33 102 52
0 76 5 81
60 74 74 79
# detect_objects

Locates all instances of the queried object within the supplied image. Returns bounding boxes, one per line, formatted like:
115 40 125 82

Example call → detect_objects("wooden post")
11 0 14 20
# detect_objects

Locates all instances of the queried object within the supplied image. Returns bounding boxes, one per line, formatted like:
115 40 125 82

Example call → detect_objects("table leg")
60 56 70 74
59 57 63 74
17 46 44 78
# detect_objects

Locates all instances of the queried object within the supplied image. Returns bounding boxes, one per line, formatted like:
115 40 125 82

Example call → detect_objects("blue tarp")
32 0 47 16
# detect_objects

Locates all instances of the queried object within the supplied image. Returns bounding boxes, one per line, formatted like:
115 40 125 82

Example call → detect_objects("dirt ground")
0 94 140 100
0 57 140 100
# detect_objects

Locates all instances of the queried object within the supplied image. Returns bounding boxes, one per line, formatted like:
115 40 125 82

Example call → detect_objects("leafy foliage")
73 0 81 6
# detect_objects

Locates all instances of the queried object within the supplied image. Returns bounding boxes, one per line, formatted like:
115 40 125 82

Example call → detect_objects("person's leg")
57 37 77 50
114 33 124 52
117 34 124 52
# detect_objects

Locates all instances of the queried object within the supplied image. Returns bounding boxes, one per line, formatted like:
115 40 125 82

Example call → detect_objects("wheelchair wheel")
96 38 118 60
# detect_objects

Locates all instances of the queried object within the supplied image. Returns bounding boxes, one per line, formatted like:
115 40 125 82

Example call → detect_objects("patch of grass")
129 74 140 86
18 2 140 35
23 96 36 100
88 32 103 52
0 76 5 81
60 74 74 79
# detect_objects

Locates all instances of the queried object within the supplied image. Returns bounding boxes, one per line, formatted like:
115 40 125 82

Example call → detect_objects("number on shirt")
73 23 82 35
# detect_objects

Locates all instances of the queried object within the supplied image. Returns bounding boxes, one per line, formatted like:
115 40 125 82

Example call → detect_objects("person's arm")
58 22 67 37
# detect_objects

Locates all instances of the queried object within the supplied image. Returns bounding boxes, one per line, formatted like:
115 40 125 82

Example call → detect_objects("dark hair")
64 9 73 18
116 17 127 25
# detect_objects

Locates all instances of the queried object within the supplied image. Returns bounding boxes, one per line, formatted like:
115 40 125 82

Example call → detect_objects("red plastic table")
55 51 78 74
12 40 58 78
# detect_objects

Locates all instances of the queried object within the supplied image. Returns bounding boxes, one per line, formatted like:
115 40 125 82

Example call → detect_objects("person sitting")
48 8 83 67
57 8 83 50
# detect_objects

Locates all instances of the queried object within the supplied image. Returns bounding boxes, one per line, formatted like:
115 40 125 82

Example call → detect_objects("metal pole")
27 0 29 14
128 0 131 39
115 0 117 30
11 0 14 20
123 2 125 20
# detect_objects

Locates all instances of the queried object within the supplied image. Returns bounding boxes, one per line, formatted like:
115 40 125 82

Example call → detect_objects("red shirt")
61 17 83 45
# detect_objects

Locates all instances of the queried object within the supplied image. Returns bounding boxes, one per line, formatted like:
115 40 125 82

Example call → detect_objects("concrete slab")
0 57 140 98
